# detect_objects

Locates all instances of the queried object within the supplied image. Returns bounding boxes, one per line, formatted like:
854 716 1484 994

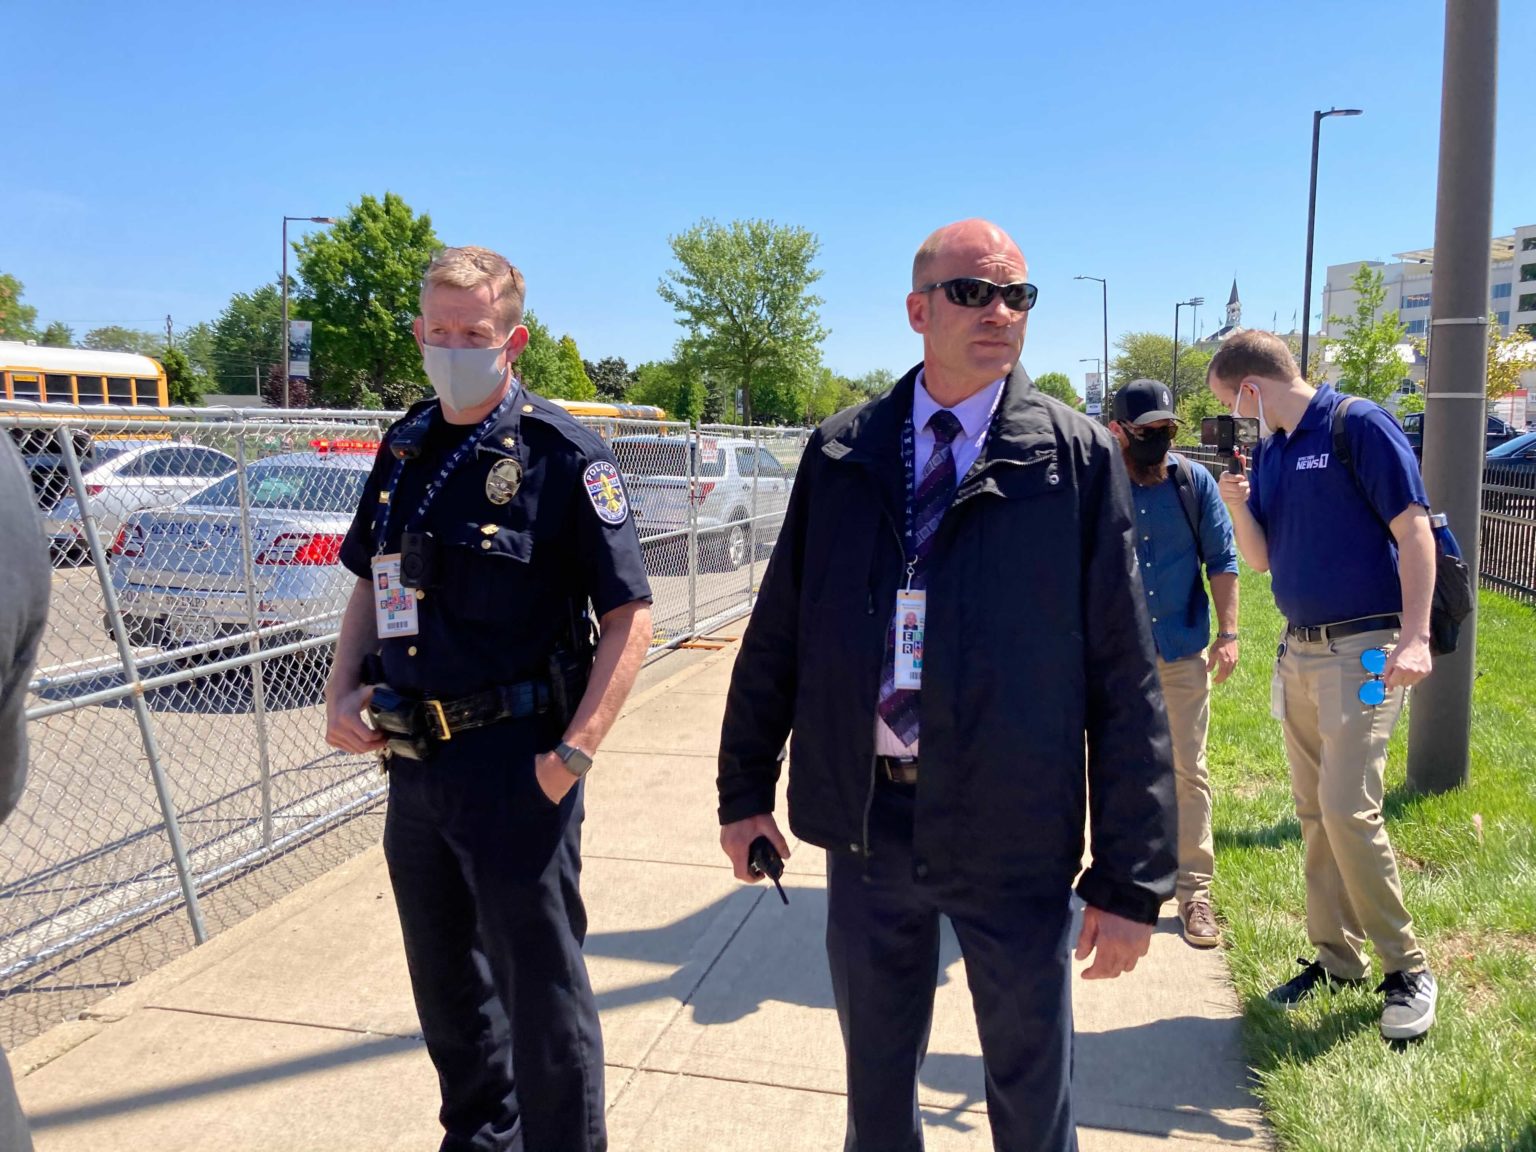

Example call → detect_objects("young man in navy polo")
1206 330 1437 1041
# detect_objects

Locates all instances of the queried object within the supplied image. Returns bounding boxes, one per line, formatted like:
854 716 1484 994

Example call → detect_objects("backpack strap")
1330 395 1387 530
1167 453 1206 569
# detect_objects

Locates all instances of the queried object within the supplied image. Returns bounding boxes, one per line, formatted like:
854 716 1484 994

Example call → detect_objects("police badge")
485 458 523 505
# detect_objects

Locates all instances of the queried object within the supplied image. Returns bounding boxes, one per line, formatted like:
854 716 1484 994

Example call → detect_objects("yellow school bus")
1 342 170 408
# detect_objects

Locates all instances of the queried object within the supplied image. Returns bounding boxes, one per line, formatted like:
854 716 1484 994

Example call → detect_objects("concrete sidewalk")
13 628 1270 1150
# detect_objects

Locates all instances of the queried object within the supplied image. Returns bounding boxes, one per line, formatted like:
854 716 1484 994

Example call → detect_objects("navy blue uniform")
341 390 650 1152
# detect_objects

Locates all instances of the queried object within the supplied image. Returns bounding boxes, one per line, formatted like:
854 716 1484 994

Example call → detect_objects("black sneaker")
1267 958 1367 1008
1378 968 1437 1040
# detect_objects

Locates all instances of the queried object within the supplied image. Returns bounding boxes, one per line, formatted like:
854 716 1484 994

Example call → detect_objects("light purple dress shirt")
875 371 1007 757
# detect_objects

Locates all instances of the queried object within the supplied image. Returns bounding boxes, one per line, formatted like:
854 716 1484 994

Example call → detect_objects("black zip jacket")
717 366 1176 924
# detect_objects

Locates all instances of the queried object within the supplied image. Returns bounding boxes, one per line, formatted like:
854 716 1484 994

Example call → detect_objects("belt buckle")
424 699 452 741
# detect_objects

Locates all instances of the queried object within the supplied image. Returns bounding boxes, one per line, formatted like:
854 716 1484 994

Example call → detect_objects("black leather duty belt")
369 680 551 761
876 756 919 786
1286 615 1401 644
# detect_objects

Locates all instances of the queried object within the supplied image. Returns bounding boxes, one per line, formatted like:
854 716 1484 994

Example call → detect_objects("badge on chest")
371 554 420 637
893 589 926 689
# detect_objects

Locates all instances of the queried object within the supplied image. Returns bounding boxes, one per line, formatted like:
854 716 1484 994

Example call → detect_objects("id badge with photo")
372 553 420 638
893 589 927 690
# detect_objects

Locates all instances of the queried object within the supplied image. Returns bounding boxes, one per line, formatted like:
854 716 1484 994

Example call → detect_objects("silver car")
42 439 237 560
109 446 372 652
612 435 790 572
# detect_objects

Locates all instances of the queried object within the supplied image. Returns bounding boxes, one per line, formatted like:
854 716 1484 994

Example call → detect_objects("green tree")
1396 389 1426 417
159 344 210 406
0 274 38 341
40 321 75 347
1174 383 1227 446
657 218 828 426
178 321 220 384
1110 331 1212 407
516 311 565 396
212 284 284 395
556 336 596 400
584 356 633 401
293 192 441 408
1032 371 1082 408
1327 265 1409 403
1486 321 1536 403
849 368 897 398
629 358 707 423
83 326 160 354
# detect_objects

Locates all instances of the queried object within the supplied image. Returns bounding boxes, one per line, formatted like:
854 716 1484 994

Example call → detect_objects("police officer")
1207 329 1437 1042
718 219 1175 1152
324 246 653 1151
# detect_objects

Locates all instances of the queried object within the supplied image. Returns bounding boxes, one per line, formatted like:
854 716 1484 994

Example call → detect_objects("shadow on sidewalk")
26 1032 421 1132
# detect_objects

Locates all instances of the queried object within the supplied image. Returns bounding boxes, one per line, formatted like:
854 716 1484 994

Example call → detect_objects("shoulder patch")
583 460 629 524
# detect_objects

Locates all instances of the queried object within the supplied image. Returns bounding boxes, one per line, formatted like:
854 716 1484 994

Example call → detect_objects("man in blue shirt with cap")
1110 379 1239 949
1206 330 1437 1042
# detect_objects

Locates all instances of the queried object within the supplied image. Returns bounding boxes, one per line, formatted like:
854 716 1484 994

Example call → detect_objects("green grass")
1209 568 1536 1152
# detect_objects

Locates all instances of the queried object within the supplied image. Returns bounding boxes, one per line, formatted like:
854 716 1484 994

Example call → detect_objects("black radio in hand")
747 836 789 905
1200 415 1260 475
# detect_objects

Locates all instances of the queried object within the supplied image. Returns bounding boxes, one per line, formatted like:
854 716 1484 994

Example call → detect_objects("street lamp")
281 215 338 408
1301 107 1363 378
1074 275 1109 422
1078 357 1102 412
1172 297 1204 398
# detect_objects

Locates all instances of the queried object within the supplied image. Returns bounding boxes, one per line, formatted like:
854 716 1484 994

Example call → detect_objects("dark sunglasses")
919 277 1038 312
1358 647 1390 706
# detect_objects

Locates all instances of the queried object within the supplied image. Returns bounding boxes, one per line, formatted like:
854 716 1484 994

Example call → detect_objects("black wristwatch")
1216 631 1239 641
555 741 594 778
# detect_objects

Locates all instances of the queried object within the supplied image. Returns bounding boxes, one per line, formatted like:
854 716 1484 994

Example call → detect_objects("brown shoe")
1180 900 1220 948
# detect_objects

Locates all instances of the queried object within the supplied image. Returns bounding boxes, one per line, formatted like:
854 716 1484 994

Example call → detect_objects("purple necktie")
876 409 964 746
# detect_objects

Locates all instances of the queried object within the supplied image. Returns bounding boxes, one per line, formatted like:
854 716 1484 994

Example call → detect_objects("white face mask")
1232 381 1273 438
421 343 509 412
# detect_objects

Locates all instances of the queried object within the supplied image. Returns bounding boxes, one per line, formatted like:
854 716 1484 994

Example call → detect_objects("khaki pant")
1276 628 1426 978
1158 653 1215 906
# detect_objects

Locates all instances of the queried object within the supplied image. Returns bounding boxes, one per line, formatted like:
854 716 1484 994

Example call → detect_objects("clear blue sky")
5 0 1533 396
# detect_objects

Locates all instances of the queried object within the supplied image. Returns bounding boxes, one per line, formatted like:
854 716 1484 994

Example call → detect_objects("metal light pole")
281 215 338 408
1300 107 1363 378
1075 275 1109 422
1408 0 1497 795
1172 297 1203 397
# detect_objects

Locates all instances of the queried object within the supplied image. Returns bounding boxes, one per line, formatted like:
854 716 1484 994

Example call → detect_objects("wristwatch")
1216 631 1240 641
555 741 594 779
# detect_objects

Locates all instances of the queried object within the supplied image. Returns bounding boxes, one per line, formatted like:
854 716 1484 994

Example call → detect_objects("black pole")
1172 303 1181 393
1100 279 1109 424
1407 0 1497 795
1300 111 1323 379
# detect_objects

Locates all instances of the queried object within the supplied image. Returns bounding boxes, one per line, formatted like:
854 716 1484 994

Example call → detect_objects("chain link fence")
1 402 812 1048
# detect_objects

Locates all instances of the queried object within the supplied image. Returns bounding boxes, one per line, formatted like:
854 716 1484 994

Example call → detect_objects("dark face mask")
1126 426 1174 466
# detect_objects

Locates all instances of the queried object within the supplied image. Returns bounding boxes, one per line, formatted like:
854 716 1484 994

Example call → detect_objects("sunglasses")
919 277 1038 312
1358 647 1391 706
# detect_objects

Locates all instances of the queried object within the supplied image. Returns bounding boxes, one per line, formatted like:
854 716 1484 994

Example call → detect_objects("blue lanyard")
373 388 516 556
900 413 918 566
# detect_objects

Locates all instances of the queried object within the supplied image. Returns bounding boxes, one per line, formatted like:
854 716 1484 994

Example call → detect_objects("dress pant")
1276 627 1426 978
383 722 604 1152
826 781 1078 1152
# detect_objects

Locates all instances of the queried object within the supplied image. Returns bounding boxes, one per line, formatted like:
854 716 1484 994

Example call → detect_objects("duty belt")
1285 614 1401 644
369 679 552 762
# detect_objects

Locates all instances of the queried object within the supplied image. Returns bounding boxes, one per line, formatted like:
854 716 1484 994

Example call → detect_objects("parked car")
1400 411 1519 458
611 435 791 572
108 441 374 655
42 439 238 561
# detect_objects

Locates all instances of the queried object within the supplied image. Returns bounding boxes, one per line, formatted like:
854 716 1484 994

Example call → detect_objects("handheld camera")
1200 415 1260 475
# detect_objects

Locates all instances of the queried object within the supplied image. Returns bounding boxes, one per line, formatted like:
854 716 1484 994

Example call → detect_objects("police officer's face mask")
421 341 510 413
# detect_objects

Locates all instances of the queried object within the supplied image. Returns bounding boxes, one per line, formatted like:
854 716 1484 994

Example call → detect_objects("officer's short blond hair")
421 246 527 330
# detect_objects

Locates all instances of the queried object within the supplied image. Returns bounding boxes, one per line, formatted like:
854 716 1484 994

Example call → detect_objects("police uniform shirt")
1246 384 1427 628
339 392 652 700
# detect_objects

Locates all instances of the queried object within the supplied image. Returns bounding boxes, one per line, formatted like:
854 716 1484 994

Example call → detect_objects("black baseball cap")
1112 379 1179 426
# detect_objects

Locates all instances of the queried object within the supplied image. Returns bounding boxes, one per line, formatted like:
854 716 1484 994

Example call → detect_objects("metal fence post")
56 427 208 945
748 425 760 600
687 421 699 639
233 434 276 847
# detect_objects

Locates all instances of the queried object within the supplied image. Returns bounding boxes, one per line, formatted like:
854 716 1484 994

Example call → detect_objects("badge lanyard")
900 413 919 590
373 388 517 557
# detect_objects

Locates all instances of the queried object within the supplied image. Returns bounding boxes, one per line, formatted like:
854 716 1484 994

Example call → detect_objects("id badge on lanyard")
371 554 420 637
893 587 926 689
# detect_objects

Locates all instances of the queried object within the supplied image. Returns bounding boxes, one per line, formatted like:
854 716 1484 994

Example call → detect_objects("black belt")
370 679 551 761
876 756 919 785
1286 615 1401 644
